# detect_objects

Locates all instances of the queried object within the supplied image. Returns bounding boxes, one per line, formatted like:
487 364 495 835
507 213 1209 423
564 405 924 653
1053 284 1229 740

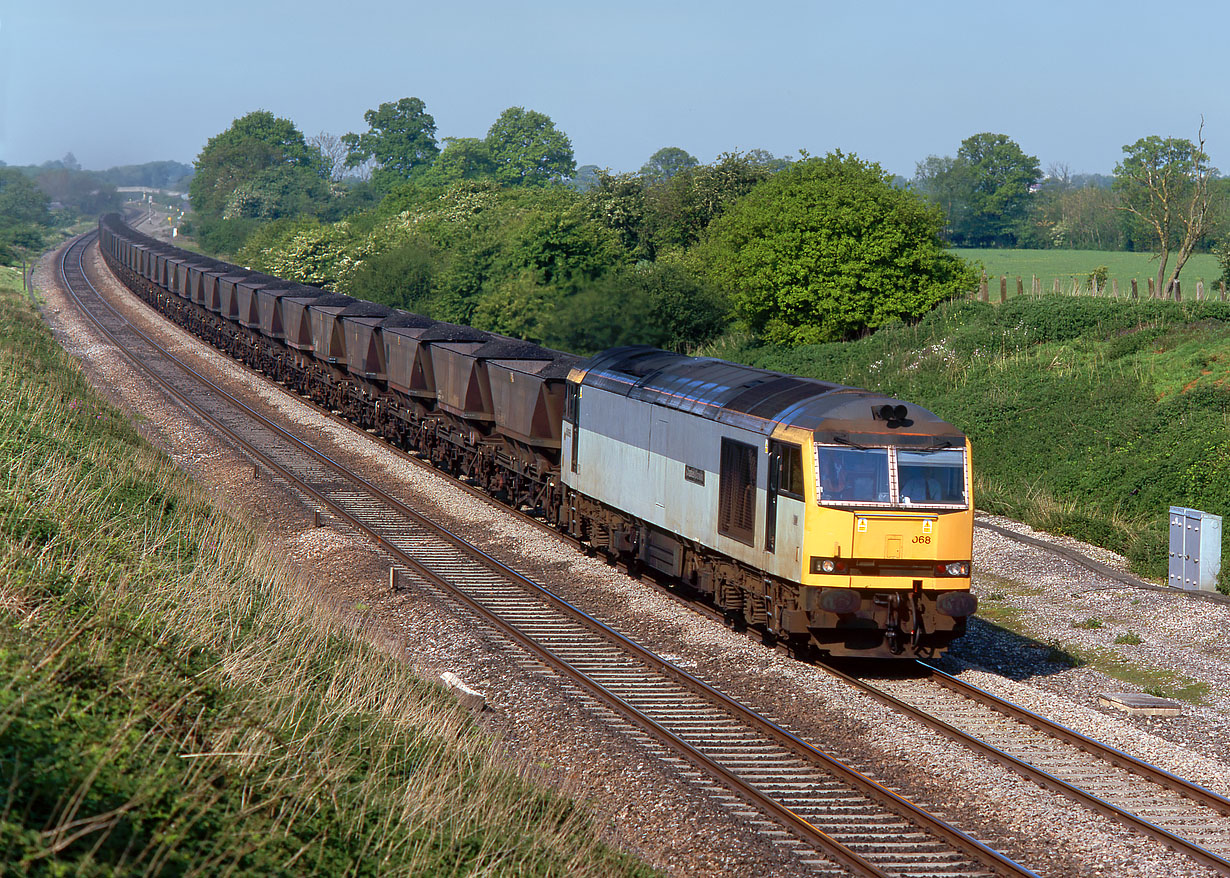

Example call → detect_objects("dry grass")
0 264 655 876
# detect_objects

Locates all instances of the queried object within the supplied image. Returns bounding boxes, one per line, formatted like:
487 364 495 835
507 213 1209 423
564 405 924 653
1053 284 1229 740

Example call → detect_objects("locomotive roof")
577 346 966 445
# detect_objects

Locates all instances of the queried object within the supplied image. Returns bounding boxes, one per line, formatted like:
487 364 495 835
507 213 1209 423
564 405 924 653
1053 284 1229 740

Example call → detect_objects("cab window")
897 449 966 505
772 441 804 500
816 446 891 504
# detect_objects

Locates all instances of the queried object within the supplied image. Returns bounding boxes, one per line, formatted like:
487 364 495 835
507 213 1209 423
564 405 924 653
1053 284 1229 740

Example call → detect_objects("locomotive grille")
718 437 757 546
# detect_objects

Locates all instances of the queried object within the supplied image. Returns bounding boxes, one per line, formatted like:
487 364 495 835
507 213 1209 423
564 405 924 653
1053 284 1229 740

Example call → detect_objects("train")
97 213 977 659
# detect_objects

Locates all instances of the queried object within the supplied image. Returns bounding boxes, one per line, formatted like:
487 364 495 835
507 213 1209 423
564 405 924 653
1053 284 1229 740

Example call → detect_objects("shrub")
697 151 977 345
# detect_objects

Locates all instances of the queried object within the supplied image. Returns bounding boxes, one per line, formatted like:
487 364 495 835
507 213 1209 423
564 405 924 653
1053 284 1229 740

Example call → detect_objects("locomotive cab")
799 432 975 655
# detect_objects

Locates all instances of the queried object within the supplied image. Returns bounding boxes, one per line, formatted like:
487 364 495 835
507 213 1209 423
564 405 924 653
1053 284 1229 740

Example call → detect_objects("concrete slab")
1097 692 1182 716
440 671 487 713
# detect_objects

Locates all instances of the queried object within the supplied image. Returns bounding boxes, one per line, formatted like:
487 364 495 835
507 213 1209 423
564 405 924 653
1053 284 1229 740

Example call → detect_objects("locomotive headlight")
810 557 849 575
944 561 970 577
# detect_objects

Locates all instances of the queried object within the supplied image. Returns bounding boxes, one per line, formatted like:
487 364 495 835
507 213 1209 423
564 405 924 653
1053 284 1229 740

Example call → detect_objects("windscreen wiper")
832 435 869 450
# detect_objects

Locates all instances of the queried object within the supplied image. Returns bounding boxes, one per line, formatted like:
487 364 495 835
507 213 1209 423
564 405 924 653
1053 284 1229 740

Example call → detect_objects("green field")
952 248 1223 297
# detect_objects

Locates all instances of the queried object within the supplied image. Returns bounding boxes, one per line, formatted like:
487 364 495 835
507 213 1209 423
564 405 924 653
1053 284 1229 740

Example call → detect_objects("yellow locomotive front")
782 403 975 657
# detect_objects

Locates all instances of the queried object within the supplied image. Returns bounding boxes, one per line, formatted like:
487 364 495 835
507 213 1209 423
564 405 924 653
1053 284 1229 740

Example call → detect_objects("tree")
583 170 649 258
911 154 970 241
698 152 976 346
569 164 601 193
912 133 1040 246
346 237 438 310
1023 184 1124 250
190 111 327 218
35 168 120 217
189 110 330 253
543 262 727 354
418 138 496 187
643 151 771 252
953 133 1040 246
484 107 575 187
0 169 52 227
0 168 53 262
343 97 440 189
310 131 350 182
1113 126 1216 295
639 147 699 182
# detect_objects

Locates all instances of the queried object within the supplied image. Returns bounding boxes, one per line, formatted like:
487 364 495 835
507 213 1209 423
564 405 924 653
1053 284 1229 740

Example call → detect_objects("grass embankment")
953 248 1221 296
731 294 1230 591
0 264 655 876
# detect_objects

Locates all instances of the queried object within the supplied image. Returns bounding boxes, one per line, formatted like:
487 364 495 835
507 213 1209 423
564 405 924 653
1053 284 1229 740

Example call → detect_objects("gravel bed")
33 242 1230 877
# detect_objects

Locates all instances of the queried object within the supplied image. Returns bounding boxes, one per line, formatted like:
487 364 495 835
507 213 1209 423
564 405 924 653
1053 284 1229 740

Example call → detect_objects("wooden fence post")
1000 275 1007 303
1016 276 1023 299
1221 281 1226 301
1197 280 1205 301
1174 280 1181 301
1147 277 1156 298
1131 279 1138 300
979 270 988 302
1112 279 1119 298
1053 278 1060 294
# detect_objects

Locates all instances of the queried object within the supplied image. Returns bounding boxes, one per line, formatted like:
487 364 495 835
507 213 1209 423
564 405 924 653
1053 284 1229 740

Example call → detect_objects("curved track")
61 232 1039 877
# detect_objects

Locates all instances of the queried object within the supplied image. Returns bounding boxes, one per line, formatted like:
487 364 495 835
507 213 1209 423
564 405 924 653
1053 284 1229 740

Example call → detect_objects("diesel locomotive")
98 213 976 658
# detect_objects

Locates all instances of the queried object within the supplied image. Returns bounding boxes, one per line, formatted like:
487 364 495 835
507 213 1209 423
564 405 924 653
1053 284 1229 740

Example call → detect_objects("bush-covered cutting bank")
0 265 656 876
734 294 1230 591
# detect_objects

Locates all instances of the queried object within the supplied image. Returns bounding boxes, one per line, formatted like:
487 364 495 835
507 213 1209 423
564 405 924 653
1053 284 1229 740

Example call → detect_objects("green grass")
0 263 656 876
735 294 1230 591
952 248 1223 298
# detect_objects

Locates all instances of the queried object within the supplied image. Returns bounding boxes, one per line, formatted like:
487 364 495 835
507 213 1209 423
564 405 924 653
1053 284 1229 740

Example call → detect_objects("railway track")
59 232 1043 877
825 662 1230 874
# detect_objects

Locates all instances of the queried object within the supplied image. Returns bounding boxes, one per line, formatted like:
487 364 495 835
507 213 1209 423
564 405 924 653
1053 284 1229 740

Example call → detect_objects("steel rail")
928 665 1230 816
817 661 1230 875
65 231 1041 877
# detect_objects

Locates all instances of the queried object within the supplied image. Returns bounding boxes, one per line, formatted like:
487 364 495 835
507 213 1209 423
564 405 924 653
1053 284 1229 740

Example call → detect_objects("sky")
2 1 1228 180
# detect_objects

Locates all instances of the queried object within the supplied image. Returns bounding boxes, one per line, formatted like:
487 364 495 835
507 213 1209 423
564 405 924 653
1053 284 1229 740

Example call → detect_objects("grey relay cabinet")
1169 507 1223 592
